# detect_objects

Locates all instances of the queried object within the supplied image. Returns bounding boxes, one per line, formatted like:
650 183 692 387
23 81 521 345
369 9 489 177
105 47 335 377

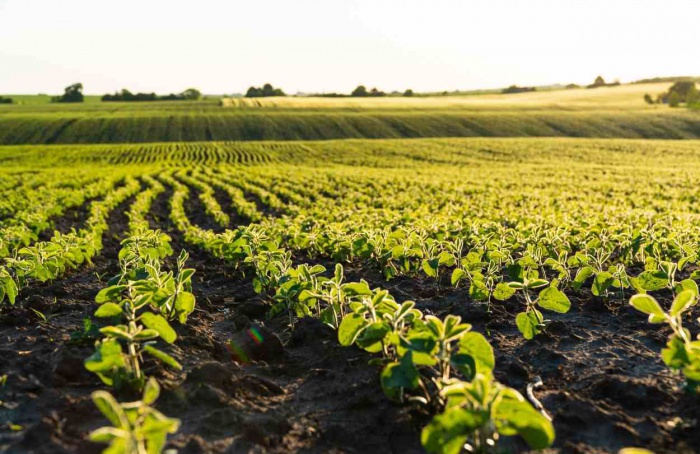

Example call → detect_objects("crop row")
2 110 700 145
153 169 556 452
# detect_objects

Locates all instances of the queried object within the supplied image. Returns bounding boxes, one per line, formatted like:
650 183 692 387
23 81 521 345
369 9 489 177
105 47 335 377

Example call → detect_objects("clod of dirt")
53 346 94 385
179 435 209 453
240 411 291 447
23 294 50 312
190 383 235 406
187 361 235 388
234 299 269 319
228 322 284 363
592 375 670 411
289 317 335 346
233 375 285 397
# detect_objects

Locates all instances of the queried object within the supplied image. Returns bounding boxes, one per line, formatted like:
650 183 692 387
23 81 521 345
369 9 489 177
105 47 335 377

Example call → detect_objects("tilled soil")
1 189 699 453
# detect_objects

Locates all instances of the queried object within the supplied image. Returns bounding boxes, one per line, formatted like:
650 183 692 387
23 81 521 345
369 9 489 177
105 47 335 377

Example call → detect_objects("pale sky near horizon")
1 0 699 95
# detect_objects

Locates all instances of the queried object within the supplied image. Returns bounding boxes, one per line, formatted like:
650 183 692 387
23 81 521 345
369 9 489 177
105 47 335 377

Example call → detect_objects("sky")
1 0 699 95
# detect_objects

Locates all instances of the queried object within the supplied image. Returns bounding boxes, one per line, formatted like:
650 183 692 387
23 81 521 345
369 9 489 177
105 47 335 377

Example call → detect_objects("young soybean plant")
498 271 571 339
86 235 190 390
90 377 180 454
630 287 700 389
381 314 495 403
86 281 182 390
0 267 18 306
421 374 555 454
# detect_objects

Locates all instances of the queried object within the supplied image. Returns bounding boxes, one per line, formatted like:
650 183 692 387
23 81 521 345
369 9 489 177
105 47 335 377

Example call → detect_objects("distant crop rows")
1 110 700 144
5 136 700 169
4 138 700 451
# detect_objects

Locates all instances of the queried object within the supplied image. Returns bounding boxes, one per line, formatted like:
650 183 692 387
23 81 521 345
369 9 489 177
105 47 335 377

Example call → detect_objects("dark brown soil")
37 201 95 241
1 187 699 454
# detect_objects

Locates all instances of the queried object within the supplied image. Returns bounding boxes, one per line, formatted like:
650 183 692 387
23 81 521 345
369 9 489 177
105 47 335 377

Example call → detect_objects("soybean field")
1 137 700 453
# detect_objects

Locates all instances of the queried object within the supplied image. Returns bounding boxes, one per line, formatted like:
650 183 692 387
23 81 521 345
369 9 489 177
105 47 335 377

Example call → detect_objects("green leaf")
495 392 555 449
338 313 366 346
177 268 195 283
174 291 196 317
399 331 438 366
380 352 419 399
449 353 477 381
95 285 127 304
493 282 515 301
618 449 655 454
355 321 391 351
661 335 691 370
458 332 495 374
637 270 669 292
94 303 123 318
100 326 133 341
675 279 699 298
515 311 540 340
91 390 129 429
450 268 466 287
527 278 549 289
469 279 489 301
670 290 696 317
438 251 455 266
538 286 571 313
334 263 343 282
1 277 17 305
591 271 614 297
142 345 182 370
142 377 160 405
572 266 595 291
342 281 372 296
421 407 484 454
133 329 160 340
422 259 439 278
89 427 129 443
141 312 177 344
85 339 126 386
629 294 664 317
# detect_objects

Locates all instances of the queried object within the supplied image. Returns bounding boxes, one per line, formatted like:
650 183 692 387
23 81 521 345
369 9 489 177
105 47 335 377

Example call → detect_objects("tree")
52 83 84 103
351 85 368 97
669 92 681 107
688 90 700 105
502 85 536 94
593 76 606 86
643 93 654 105
0 96 13 104
245 84 285 98
657 81 699 106
181 88 202 100
403 89 414 97
668 81 697 101
245 87 262 98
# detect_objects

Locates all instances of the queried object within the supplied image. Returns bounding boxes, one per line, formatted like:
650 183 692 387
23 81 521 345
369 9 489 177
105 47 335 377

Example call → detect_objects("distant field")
1 83 699 144
223 82 672 111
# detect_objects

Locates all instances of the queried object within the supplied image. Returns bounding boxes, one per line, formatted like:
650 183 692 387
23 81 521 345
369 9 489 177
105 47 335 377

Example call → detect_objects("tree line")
645 81 699 107
587 76 621 89
102 88 201 102
245 84 286 98
47 83 203 103
242 83 415 98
